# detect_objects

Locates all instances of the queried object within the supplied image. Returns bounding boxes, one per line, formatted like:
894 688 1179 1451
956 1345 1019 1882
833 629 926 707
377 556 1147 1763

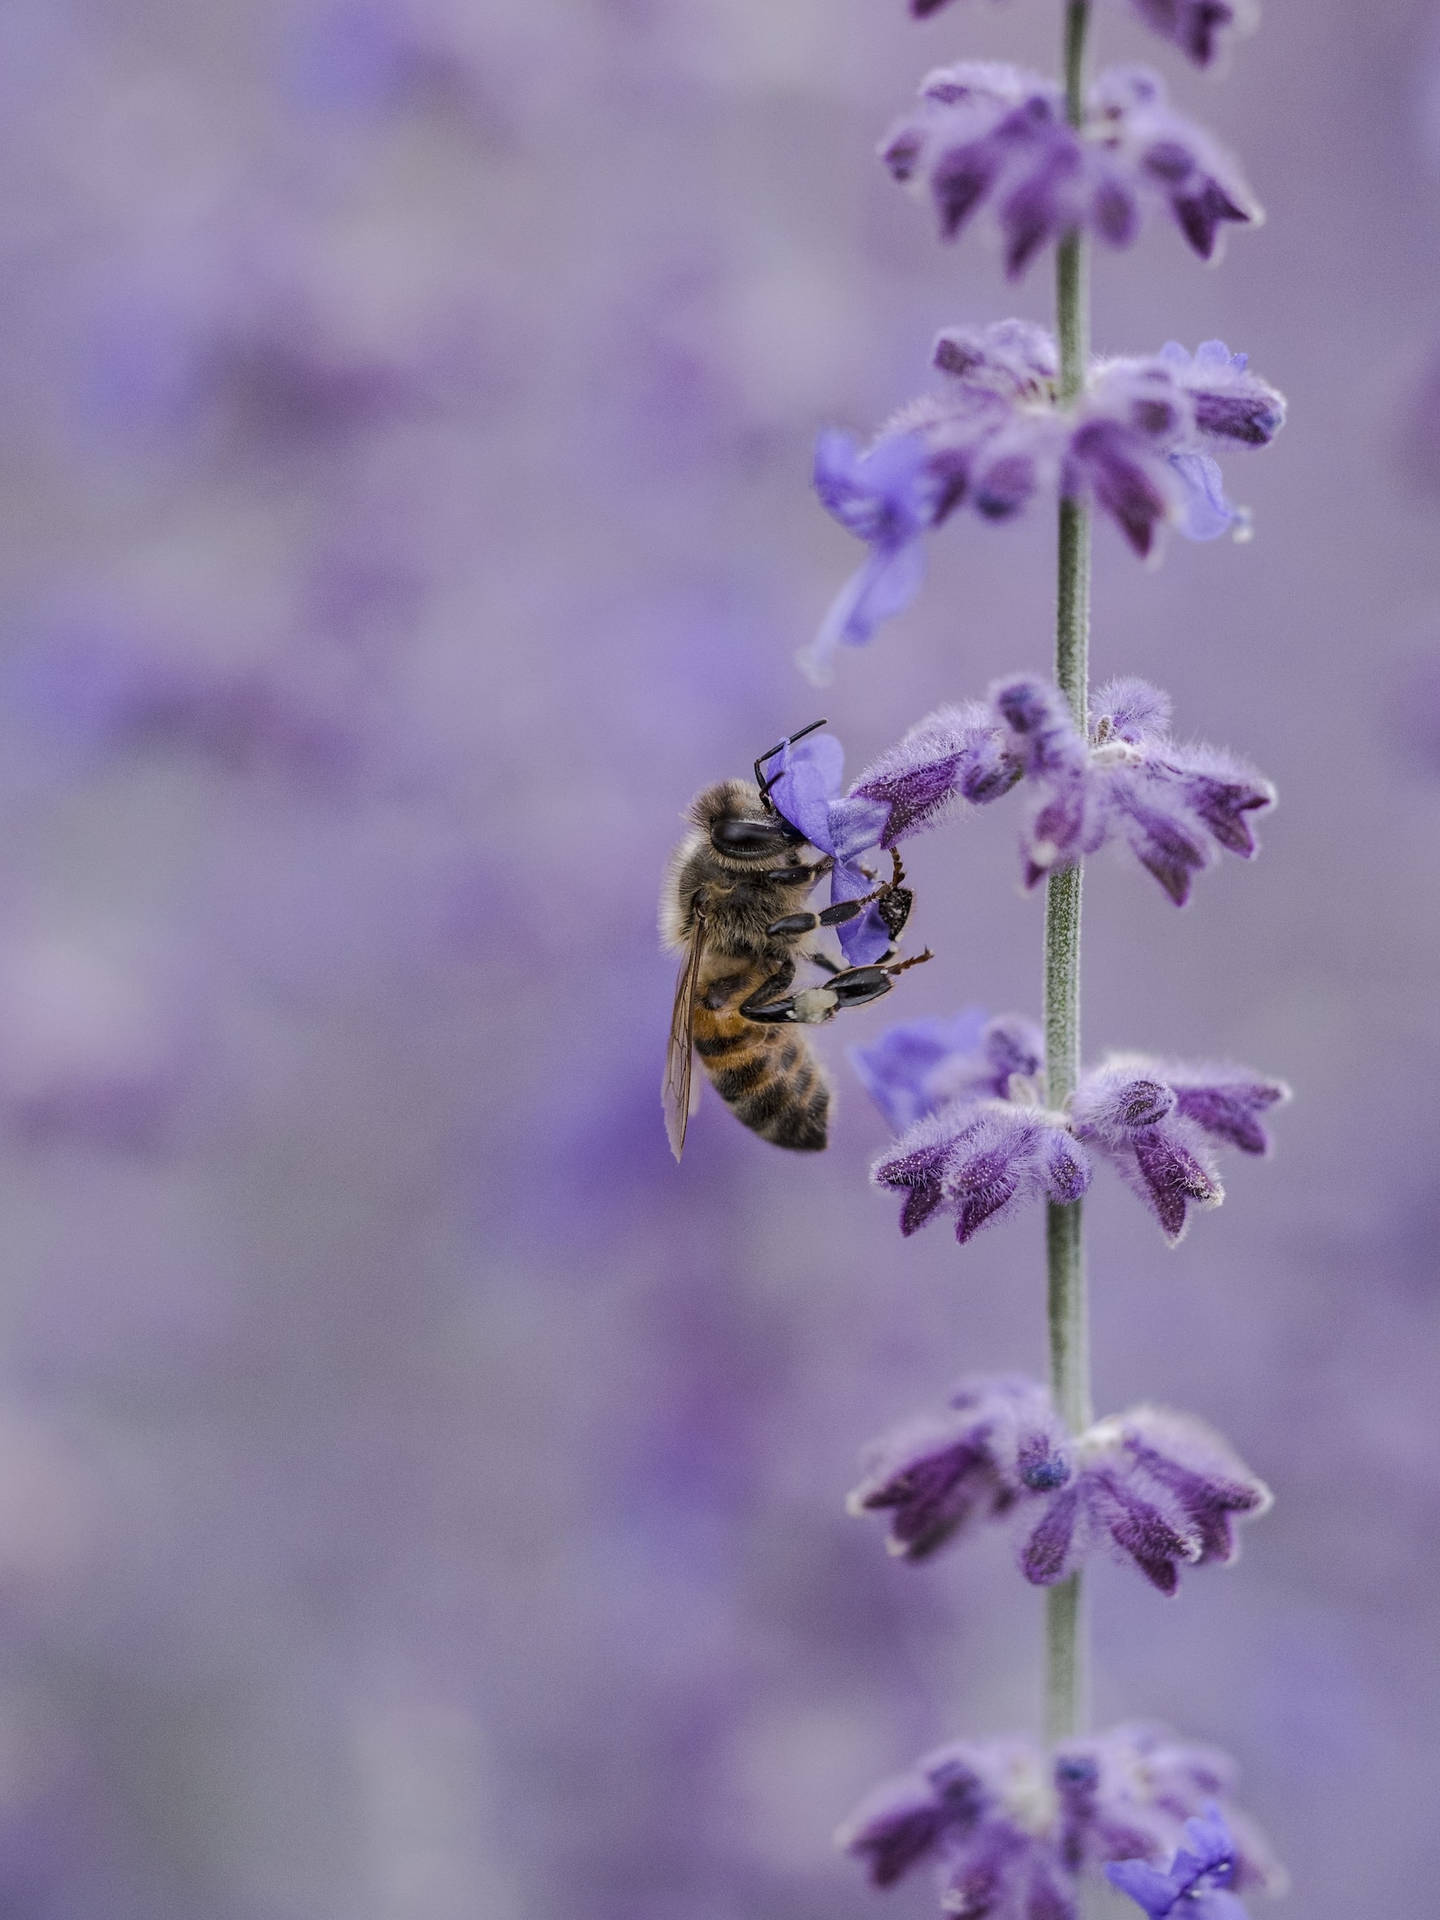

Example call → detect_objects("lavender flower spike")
1108 1805 1251 1918
856 1010 1286 1246
881 63 1260 276
804 328 1285 665
850 1378 1270 1595
847 1375 1072 1561
839 1724 1282 1914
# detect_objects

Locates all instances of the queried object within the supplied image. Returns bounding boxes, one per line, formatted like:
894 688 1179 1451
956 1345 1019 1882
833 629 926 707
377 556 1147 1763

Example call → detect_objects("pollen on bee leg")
791 986 840 1024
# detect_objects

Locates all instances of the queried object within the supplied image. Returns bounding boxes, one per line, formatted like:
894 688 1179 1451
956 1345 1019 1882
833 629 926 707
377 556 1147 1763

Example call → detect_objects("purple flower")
856 1013 1286 1246
838 1724 1282 1915
1108 1806 1251 1918
1068 343 1281 556
881 64 1259 275
854 1009 1042 1132
870 1108 970 1236
849 1008 988 1132
806 327 1284 662
850 1381 1270 1594
873 1102 1091 1242
837 1768 958 1890
991 677 1102 882
901 0 1257 70
849 702 1022 846
1070 1054 1289 1244
1159 339 1287 448
994 674 1276 903
765 730 893 964
1169 450 1244 540
881 64 1084 276
1124 0 1257 69
1090 69 1260 263
1019 1405 1272 1594
804 430 933 682
868 1016 1092 1242
847 1376 1072 1561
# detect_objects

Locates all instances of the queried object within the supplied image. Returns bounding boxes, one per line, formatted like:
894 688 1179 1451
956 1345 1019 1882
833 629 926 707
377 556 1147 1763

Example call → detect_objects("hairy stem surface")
1045 0 1093 1750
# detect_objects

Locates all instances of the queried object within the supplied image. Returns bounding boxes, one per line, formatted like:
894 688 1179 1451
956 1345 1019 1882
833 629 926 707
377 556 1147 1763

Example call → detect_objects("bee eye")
712 816 802 853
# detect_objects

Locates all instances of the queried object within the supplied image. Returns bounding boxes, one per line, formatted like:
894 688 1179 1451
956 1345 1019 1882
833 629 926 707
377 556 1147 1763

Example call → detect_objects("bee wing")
663 910 707 1162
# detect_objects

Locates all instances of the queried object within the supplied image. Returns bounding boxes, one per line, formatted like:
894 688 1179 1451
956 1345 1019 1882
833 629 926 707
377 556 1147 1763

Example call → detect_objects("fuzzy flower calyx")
1069 1053 1288 1243
808 677 1275 905
882 64 1259 276
806 324 1284 675
839 1723 1283 1919
861 1013 1287 1245
850 1379 1271 1594
996 673 1276 903
1019 1404 1272 1594
847 1375 1072 1561
851 702 1023 845
863 1015 1095 1241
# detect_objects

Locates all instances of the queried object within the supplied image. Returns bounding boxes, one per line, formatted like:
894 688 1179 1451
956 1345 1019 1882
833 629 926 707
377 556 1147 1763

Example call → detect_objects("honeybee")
662 721 931 1159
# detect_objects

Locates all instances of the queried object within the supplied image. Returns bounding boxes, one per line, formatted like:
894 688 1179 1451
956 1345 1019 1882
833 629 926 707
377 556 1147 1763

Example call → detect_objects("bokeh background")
0 0 1436 1914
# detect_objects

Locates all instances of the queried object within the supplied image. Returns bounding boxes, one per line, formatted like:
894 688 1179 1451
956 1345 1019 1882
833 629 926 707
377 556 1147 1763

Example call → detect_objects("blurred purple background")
0 1 1435 1914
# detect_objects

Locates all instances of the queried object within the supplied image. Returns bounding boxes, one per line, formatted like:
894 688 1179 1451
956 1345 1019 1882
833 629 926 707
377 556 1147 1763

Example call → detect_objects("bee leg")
741 959 830 1024
765 895 873 938
806 952 842 975
882 946 934 978
814 966 898 1010
765 852 912 941
753 857 833 886
737 962 799 1022
742 949 933 1027
806 948 934 1010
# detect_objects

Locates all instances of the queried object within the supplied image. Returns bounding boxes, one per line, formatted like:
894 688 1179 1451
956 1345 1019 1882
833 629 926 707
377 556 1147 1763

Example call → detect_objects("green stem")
1044 0 1093 1749
1044 1564 1083 1744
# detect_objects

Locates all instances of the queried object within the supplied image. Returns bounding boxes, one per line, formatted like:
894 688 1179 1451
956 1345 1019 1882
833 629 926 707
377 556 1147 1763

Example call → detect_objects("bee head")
691 780 809 864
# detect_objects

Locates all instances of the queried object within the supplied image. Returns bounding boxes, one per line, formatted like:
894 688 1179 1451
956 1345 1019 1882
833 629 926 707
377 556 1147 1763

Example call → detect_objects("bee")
662 720 932 1159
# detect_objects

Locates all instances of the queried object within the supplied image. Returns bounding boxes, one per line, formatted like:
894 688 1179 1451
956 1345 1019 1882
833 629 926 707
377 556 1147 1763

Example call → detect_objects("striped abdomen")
693 993 830 1151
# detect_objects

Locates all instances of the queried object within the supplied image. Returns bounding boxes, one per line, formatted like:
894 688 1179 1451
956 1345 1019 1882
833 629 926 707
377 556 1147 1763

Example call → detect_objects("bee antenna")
754 718 827 805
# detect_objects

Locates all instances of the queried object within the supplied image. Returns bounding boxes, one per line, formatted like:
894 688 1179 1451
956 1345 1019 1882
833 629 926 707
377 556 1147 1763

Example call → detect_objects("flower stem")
1045 0 1093 1748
